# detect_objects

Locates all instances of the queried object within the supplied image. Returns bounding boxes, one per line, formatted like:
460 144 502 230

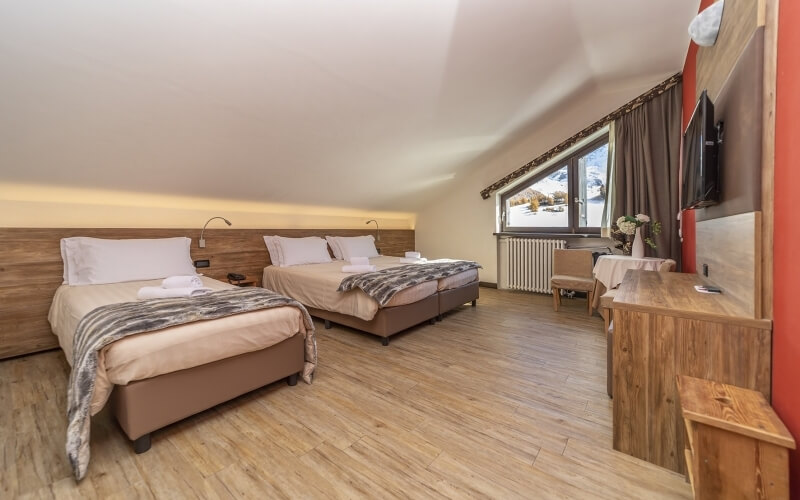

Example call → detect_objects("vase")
632 226 645 258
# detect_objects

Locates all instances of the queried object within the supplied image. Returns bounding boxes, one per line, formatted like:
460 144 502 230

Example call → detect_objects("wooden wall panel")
695 29 764 222
759 0 778 318
692 0 776 320
695 212 761 317
696 0 764 101
0 227 414 359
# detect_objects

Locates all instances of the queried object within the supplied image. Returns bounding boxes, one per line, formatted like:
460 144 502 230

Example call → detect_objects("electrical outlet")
194 259 210 268
702 263 709 277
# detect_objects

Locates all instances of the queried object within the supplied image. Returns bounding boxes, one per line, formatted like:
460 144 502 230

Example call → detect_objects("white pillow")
263 236 285 266
275 236 332 267
325 236 344 260
64 237 196 285
60 239 69 284
60 238 87 285
337 235 379 261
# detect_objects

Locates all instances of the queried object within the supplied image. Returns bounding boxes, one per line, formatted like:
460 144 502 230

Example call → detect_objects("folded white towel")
341 264 377 273
161 275 203 289
349 256 370 266
399 257 428 264
137 286 213 300
405 251 421 259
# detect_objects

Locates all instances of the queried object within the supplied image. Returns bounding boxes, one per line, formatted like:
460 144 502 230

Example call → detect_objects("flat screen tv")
681 90 719 210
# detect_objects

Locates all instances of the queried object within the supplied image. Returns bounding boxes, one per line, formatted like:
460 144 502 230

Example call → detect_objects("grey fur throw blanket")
67 287 316 481
337 260 481 306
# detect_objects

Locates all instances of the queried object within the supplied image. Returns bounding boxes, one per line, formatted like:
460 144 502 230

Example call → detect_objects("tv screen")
681 90 719 210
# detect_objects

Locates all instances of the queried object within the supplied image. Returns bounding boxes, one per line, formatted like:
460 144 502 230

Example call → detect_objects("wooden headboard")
0 227 414 359
692 0 776 318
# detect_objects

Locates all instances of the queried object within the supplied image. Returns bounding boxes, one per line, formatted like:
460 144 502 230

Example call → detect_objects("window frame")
499 134 609 234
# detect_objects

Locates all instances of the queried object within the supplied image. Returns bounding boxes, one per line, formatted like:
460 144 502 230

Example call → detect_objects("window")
500 135 609 233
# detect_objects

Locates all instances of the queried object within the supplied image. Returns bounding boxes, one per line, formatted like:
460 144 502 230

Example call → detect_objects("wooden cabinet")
677 375 795 499
611 270 772 474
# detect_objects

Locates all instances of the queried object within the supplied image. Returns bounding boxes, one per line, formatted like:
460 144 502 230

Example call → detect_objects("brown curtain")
612 82 682 265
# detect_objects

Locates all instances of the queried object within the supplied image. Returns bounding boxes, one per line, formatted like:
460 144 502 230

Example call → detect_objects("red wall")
679 0 714 273
773 0 800 492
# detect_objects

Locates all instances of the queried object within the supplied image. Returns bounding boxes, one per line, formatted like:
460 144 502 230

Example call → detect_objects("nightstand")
677 375 795 499
228 276 256 287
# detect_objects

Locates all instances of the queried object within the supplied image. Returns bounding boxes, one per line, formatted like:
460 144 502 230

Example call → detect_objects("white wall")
416 79 668 283
0 183 415 229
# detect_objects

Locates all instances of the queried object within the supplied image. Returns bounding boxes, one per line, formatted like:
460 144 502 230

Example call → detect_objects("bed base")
306 293 439 345
308 281 480 345
110 333 305 453
438 281 479 314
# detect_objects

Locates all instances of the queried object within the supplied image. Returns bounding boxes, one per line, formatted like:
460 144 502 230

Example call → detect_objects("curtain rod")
479 73 682 200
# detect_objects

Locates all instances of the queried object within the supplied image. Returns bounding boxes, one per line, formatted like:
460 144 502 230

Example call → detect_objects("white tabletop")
593 255 665 290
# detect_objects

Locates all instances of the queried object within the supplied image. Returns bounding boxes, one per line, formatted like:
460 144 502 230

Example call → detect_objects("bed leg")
436 314 443 322
324 319 331 329
471 299 477 307
429 318 436 325
381 337 389 346
133 434 151 454
287 373 298 386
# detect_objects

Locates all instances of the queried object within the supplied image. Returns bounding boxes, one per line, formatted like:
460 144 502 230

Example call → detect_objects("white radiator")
501 238 566 293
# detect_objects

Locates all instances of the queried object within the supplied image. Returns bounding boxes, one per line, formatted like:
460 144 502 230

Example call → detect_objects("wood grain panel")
678 375 794 447
760 0 779 319
695 211 761 317
696 0 764 101
612 309 649 461
612 270 772 474
678 376 794 498
612 267 769 329
0 227 414 359
648 314 678 469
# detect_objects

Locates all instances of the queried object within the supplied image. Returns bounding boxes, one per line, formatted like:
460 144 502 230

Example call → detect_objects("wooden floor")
0 288 692 499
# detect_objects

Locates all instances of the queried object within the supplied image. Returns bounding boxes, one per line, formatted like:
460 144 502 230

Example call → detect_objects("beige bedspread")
262 256 478 321
49 277 307 415
262 257 435 320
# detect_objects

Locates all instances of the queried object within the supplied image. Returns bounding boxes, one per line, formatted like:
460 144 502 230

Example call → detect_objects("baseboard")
479 281 497 289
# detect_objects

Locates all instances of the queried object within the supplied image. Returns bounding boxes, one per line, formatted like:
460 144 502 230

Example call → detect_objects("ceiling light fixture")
199 216 232 248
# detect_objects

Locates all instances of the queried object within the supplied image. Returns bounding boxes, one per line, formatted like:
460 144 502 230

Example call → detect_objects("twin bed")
49 276 312 453
49 234 479 480
262 255 479 345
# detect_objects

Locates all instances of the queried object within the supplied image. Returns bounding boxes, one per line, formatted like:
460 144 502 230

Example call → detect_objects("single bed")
262 256 479 344
49 276 314 463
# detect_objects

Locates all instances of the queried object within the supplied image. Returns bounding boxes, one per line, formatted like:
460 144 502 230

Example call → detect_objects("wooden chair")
550 249 594 315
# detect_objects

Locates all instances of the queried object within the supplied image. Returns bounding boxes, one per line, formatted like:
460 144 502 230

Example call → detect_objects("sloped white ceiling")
0 0 699 211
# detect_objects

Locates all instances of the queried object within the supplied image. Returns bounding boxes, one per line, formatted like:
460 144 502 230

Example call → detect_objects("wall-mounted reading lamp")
199 216 232 248
366 219 381 241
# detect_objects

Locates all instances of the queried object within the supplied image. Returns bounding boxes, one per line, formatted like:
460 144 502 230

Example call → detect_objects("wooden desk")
591 254 665 313
611 270 772 474
593 255 665 291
